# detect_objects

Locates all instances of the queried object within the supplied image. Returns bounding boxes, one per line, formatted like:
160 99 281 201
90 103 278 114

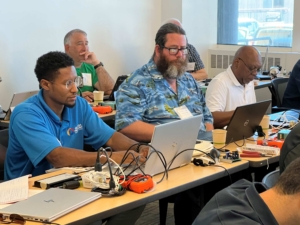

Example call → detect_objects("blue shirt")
115 59 213 132
5 90 115 180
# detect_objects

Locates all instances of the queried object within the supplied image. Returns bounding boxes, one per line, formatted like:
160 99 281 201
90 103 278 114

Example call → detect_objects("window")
217 0 294 47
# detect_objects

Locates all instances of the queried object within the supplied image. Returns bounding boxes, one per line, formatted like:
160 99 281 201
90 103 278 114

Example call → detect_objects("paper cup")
93 91 104 106
259 115 270 138
212 129 227 149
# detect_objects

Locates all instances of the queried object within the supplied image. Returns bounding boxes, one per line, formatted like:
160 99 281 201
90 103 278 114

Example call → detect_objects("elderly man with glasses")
115 23 213 225
205 46 262 128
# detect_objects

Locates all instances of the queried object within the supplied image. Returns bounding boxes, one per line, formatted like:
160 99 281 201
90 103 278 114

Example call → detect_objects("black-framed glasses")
0 213 25 224
238 57 261 74
49 76 83 90
161 46 188 55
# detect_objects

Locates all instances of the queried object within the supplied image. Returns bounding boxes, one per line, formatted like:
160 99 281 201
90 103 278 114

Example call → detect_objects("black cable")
211 165 232 184
94 147 103 172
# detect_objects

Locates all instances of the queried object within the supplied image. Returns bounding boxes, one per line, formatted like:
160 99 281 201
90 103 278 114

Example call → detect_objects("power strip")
242 144 280 156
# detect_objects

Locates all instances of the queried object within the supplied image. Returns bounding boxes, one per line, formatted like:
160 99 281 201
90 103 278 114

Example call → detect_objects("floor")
135 200 174 225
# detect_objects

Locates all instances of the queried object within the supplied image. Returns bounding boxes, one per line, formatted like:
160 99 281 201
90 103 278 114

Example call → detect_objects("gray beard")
163 62 187 79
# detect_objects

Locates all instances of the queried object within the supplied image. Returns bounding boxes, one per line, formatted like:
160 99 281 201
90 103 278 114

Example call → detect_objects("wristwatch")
94 62 104 70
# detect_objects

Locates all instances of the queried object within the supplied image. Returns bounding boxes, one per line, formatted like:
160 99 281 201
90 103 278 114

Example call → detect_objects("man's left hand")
80 51 99 66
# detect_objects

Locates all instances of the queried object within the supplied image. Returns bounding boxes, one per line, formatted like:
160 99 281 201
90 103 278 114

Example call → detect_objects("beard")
156 54 188 79
65 102 76 108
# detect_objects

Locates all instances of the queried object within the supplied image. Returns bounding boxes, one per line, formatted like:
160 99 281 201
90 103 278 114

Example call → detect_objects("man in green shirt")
64 29 115 102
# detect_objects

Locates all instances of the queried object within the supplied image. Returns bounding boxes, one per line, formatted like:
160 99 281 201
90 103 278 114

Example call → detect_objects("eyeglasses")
161 46 188 55
0 213 25 224
49 76 83 90
238 57 261 74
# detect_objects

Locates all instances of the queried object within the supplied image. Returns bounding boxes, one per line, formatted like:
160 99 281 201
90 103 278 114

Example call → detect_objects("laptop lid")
0 188 101 222
226 100 271 143
4 90 39 121
144 115 202 176
108 75 128 101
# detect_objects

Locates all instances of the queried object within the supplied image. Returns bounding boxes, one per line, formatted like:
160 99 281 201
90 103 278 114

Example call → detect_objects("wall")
0 0 161 109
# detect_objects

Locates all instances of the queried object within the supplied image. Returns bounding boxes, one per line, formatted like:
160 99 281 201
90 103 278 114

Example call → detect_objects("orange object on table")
92 106 113 114
256 139 284 149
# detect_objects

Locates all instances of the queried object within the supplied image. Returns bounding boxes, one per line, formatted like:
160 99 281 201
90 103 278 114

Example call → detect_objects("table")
0 111 116 128
26 160 249 225
225 138 279 181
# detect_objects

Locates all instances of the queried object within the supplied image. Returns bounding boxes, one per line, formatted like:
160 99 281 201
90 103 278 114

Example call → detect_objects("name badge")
82 73 92 86
174 105 193 119
187 62 195 71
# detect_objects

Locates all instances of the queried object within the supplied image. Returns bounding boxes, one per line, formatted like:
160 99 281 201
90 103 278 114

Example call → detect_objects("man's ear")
40 79 51 90
64 44 69 52
154 45 161 58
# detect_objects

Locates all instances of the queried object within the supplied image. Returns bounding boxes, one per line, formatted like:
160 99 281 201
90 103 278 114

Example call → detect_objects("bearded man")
114 23 213 225
115 23 213 143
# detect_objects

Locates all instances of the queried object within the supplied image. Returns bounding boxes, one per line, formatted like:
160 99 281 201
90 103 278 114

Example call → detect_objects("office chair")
268 78 289 113
0 129 9 181
262 169 280 189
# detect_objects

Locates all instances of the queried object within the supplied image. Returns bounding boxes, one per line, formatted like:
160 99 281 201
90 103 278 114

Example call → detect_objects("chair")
0 129 9 181
268 78 289 113
262 169 280 189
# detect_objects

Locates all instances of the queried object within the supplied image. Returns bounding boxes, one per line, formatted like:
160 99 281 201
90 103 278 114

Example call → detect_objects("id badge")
187 62 195 71
82 73 92 86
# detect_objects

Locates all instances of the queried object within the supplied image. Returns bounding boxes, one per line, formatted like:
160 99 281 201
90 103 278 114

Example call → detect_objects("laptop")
0 188 101 222
143 115 202 176
107 75 128 101
3 90 39 121
225 100 271 143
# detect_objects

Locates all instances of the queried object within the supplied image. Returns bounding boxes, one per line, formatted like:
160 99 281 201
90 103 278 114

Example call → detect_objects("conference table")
26 160 249 225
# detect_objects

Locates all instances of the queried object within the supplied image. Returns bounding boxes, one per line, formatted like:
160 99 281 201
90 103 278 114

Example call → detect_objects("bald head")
233 46 261 62
231 46 262 85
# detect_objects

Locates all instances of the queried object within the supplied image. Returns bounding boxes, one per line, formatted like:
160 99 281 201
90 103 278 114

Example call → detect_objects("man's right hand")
82 91 94 102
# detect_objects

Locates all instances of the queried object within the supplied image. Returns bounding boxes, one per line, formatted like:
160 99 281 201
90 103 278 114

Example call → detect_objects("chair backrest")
0 129 9 181
271 78 289 107
262 169 280 189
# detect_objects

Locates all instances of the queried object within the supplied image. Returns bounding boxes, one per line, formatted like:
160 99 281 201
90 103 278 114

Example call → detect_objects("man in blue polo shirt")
5 51 145 225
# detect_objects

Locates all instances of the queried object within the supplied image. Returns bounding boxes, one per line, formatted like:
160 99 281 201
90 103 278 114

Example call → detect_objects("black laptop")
107 75 128 101
225 100 271 143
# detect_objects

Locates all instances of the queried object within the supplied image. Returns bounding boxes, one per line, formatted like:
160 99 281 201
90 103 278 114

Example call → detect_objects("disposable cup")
259 115 270 139
212 129 227 149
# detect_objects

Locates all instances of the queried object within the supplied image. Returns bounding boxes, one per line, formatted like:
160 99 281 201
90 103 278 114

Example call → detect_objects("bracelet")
94 62 104 70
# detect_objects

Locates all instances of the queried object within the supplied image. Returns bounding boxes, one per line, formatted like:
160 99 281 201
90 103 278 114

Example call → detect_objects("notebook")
225 100 271 143
3 90 39 121
107 75 128 101
0 188 101 222
143 115 202 175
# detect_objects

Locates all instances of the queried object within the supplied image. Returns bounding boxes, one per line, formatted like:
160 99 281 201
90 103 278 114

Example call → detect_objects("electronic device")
0 188 101 222
256 46 272 80
4 90 39 121
225 100 271 143
241 143 280 156
107 75 128 101
33 173 80 189
144 115 202 175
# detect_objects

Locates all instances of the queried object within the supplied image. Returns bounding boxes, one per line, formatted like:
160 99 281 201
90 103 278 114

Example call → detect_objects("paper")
0 175 29 204
0 189 43 209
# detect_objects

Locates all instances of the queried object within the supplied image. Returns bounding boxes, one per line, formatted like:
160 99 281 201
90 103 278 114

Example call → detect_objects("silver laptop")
143 115 202 176
3 90 39 120
0 188 101 222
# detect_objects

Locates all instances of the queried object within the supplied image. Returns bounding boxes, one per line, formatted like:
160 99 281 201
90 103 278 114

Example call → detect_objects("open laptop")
225 100 271 143
143 115 202 176
0 188 101 222
3 90 39 121
107 75 128 101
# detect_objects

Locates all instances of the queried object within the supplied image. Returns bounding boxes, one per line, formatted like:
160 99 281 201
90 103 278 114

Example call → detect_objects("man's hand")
79 51 99 66
82 91 94 102
111 150 146 165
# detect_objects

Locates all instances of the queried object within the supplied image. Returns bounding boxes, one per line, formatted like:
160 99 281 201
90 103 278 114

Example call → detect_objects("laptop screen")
108 75 128 101
226 100 271 143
